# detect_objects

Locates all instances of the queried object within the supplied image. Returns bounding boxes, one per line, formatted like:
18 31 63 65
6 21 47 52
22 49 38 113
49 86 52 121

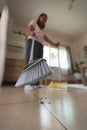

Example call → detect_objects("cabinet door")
3 58 25 81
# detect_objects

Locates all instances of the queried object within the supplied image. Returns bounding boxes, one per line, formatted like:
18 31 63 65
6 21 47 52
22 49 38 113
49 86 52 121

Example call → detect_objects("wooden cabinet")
3 58 25 82
3 32 26 82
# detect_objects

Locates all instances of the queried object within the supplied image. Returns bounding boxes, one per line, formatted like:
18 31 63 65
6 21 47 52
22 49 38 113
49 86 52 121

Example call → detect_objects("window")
43 45 72 74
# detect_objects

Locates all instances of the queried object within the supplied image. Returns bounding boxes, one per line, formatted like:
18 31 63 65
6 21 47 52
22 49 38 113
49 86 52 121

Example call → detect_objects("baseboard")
2 81 16 86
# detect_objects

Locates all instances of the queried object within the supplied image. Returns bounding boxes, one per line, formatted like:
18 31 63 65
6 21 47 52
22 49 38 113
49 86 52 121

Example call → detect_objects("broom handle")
58 46 61 81
29 38 35 63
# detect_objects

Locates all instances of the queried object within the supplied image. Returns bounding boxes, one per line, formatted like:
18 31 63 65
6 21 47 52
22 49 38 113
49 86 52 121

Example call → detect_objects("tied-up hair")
37 13 48 30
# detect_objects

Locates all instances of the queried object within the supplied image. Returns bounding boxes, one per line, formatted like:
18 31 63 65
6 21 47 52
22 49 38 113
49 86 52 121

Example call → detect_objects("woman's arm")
44 35 59 47
27 20 36 37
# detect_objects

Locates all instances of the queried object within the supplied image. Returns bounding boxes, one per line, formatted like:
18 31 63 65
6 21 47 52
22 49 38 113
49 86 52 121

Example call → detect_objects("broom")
15 38 53 87
47 45 68 90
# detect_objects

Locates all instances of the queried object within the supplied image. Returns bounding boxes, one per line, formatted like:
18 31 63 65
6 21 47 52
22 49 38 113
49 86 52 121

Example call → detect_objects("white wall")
70 33 87 64
0 0 6 12
6 32 26 59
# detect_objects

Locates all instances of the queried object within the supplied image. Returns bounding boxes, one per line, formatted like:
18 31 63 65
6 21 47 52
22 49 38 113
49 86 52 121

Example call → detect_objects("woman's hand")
28 25 35 37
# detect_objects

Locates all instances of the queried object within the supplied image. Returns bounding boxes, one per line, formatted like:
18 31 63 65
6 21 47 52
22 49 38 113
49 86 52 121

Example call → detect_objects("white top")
27 20 46 45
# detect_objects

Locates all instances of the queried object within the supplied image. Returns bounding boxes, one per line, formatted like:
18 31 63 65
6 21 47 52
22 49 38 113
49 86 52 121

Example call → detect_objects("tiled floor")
0 85 87 130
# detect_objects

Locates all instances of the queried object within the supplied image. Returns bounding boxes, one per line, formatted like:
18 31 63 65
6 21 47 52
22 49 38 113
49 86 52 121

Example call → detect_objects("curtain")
58 46 72 75
43 45 72 75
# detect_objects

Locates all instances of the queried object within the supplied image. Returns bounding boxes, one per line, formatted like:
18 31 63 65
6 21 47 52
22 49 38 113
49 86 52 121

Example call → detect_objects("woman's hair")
37 13 48 30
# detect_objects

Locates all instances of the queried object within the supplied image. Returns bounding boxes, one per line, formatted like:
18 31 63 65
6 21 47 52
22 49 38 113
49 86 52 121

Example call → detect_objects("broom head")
15 58 53 87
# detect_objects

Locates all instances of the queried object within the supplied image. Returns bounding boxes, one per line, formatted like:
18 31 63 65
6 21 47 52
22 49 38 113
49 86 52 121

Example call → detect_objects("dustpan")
15 38 53 87
47 81 67 90
47 45 68 90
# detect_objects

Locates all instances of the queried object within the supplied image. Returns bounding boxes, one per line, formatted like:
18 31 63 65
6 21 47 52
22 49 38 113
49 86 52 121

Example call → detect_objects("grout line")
34 93 68 130
0 100 36 106
44 104 68 130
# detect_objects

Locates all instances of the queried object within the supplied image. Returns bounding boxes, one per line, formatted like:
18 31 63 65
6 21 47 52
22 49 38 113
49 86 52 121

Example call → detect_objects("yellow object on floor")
47 81 68 90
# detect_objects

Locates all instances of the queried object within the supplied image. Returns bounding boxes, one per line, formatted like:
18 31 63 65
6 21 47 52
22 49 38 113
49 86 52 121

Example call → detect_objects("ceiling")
1 0 87 41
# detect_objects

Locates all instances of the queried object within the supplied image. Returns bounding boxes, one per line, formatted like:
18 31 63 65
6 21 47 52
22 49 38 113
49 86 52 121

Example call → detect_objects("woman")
25 13 59 90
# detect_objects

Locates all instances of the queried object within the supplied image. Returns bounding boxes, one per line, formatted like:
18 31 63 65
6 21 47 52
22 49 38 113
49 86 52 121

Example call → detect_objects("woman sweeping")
25 13 59 90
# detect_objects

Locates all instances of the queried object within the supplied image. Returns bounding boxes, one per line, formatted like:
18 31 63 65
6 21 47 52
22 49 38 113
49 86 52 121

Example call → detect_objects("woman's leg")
32 40 43 86
26 39 44 87
25 39 33 90
26 39 32 64
33 40 43 60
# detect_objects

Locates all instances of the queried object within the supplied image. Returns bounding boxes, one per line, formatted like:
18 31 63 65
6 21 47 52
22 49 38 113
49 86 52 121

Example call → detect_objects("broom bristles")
15 58 53 87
